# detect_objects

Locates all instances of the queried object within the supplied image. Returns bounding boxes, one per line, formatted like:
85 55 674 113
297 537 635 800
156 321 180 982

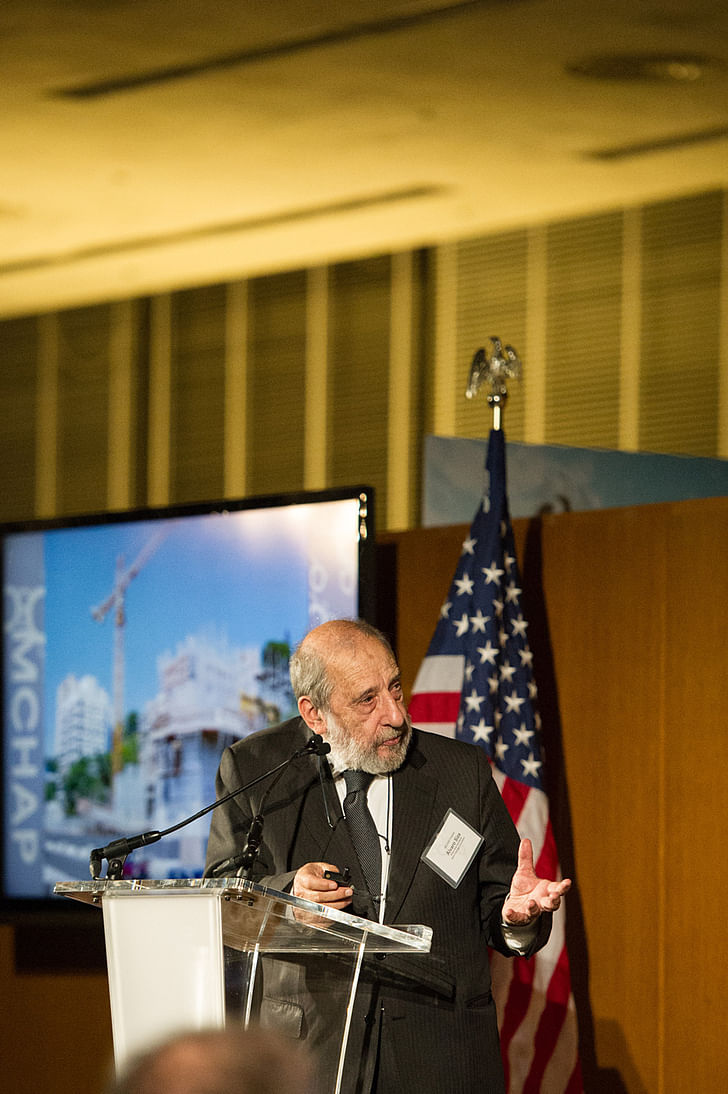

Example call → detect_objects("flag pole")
464 336 522 431
411 338 583 1090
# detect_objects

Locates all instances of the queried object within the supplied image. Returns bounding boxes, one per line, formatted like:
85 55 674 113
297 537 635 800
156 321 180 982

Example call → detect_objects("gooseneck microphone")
209 731 332 879
89 732 330 880
208 732 336 879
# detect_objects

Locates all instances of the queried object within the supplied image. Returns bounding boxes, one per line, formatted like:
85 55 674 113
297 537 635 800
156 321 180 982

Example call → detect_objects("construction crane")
91 529 167 788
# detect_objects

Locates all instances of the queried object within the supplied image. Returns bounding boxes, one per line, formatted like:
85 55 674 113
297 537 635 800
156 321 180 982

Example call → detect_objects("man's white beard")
322 712 412 775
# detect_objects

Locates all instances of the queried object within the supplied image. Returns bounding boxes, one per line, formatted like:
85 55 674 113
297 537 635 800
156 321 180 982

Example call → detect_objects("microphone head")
309 733 331 756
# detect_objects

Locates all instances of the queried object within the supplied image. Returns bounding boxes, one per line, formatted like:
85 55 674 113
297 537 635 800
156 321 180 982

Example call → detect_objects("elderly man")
205 619 569 1094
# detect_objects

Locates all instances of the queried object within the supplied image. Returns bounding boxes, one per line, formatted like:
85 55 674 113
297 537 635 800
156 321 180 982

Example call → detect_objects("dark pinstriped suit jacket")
205 717 551 1094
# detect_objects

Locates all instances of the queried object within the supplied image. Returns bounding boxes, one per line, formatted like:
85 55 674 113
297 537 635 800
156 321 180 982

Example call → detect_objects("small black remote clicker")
323 867 352 885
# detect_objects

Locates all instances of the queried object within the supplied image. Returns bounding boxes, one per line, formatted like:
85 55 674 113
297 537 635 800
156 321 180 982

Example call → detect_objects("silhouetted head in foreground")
106 1025 313 1094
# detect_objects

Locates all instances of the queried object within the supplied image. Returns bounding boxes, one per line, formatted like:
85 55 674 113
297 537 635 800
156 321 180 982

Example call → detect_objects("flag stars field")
470 717 494 744
511 613 528 638
503 690 526 714
513 723 534 747
518 647 533 668
482 562 505 584
499 662 517 683
477 640 498 664
455 573 475 596
505 580 522 604
465 687 485 713
454 612 470 636
470 609 489 632
520 752 543 779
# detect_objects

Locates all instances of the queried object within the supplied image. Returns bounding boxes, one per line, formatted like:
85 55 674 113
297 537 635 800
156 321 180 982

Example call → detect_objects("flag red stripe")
497 956 537 1087
534 818 559 880
522 998 568 1092
408 691 461 723
521 945 572 1090
499 775 531 827
565 1059 584 1093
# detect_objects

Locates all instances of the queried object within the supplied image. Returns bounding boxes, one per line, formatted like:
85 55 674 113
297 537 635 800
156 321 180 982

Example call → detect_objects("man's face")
318 636 412 775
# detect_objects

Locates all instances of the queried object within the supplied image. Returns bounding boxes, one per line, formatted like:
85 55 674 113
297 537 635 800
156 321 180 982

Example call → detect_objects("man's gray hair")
289 619 395 712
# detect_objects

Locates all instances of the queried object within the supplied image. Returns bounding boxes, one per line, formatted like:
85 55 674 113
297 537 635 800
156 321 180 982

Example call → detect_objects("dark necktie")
342 770 382 903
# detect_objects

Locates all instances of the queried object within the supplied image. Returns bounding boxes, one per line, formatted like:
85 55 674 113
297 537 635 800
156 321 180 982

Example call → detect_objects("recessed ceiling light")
566 52 724 82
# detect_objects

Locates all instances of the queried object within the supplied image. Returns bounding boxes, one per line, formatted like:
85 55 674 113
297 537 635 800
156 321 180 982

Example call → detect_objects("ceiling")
2 0 727 318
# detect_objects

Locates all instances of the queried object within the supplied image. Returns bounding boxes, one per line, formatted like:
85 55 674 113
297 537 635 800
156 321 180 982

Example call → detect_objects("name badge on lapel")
421 808 484 888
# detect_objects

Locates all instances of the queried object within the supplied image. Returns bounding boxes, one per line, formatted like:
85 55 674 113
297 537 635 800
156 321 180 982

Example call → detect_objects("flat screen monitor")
1 486 374 916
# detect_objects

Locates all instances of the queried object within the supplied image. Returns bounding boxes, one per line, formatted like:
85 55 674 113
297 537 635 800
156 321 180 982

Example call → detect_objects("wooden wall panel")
660 498 728 1084
0 924 112 1094
538 505 664 1093
382 495 728 1093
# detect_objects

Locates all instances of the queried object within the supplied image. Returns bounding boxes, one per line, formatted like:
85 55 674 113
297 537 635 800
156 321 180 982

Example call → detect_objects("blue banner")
424 435 728 525
3 532 46 896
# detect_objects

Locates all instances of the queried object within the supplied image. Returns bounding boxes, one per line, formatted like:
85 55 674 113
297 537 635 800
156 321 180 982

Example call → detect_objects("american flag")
409 428 582 1093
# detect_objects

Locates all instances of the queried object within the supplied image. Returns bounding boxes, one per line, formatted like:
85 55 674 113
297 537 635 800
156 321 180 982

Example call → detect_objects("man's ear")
298 696 326 734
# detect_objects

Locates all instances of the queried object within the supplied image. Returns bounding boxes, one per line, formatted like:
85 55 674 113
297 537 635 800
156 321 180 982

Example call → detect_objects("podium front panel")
103 890 226 1068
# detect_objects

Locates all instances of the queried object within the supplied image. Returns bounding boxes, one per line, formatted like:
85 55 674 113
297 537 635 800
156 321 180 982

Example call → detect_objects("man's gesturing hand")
501 838 571 927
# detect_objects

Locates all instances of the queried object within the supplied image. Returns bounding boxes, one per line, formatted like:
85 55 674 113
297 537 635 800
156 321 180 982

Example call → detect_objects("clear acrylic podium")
54 877 432 1093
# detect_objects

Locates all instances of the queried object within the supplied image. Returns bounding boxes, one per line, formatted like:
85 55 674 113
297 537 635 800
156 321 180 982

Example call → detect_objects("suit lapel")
298 760 357 876
384 744 439 922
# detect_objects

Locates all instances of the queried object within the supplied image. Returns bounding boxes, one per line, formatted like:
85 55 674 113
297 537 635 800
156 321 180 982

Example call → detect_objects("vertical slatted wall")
0 188 725 527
